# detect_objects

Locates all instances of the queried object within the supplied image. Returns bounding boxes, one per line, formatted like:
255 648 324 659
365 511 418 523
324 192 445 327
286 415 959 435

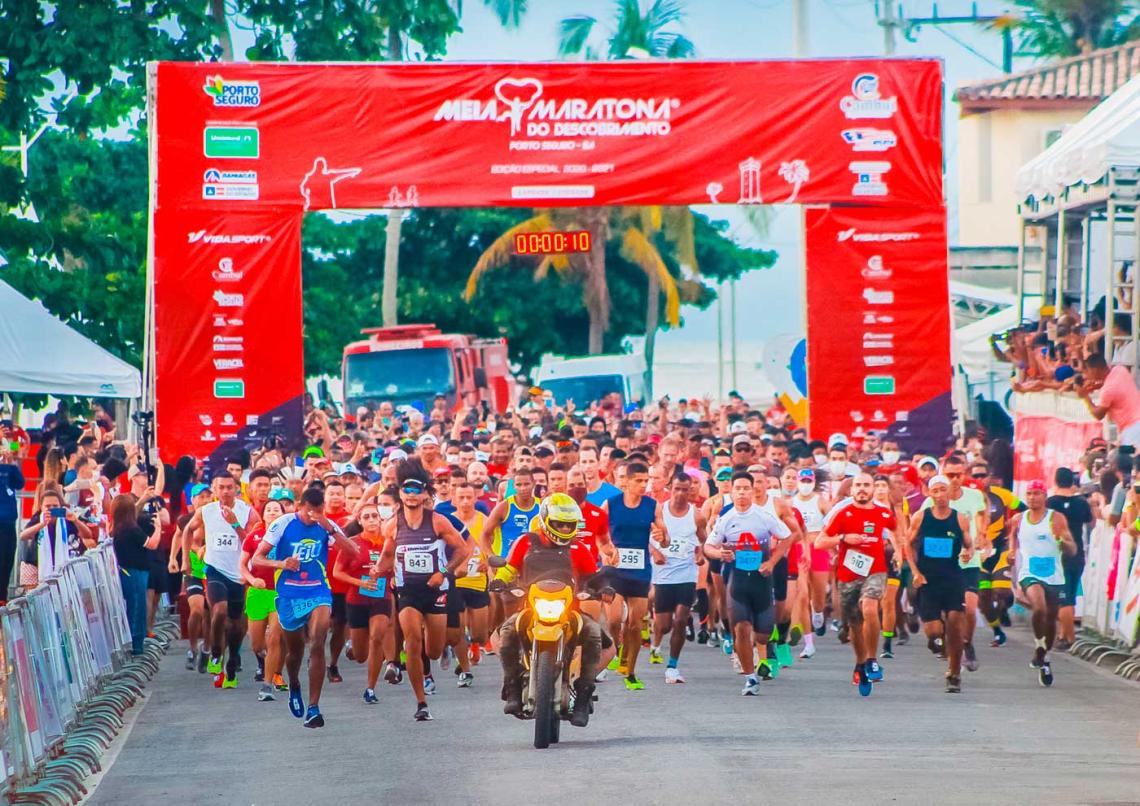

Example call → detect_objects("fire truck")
341 324 514 414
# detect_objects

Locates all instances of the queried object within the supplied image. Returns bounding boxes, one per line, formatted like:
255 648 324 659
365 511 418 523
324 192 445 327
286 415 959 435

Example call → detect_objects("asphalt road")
85 625 1138 806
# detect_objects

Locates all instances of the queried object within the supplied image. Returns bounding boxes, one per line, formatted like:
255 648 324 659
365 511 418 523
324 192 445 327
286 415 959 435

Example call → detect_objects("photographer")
1075 353 1140 447
18 486 96 587
111 492 161 655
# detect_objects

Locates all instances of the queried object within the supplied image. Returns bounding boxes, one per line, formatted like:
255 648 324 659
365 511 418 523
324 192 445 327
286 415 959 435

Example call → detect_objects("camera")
131 410 155 427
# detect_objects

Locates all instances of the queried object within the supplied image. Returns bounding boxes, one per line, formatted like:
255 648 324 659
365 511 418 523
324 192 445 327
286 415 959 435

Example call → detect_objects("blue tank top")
496 496 538 556
608 495 657 581
266 513 334 600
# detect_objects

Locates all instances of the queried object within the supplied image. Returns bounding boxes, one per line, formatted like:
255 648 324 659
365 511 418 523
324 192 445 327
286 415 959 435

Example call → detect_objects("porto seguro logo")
203 75 261 108
840 73 897 120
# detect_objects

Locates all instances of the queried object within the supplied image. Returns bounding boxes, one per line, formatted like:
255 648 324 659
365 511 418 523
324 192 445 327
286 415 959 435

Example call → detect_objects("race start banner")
804 206 952 453
148 59 947 463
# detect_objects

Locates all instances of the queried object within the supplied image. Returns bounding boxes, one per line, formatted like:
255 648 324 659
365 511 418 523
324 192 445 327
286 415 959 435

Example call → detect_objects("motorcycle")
490 572 611 749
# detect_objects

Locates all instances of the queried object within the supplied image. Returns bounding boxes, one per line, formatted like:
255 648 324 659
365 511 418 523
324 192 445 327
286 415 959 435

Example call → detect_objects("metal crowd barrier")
0 544 179 805
1069 521 1140 683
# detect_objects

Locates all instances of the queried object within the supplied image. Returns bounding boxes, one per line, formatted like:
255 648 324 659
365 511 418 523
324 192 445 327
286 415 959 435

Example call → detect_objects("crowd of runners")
6 389 1097 729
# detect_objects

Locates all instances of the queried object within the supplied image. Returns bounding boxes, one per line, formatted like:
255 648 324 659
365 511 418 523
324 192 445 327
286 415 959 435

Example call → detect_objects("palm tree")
559 0 695 59
1003 0 1140 58
464 208 687 355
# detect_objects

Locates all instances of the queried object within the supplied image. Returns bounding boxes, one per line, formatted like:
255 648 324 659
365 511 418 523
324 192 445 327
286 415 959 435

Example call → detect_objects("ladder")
1105 166 1140 371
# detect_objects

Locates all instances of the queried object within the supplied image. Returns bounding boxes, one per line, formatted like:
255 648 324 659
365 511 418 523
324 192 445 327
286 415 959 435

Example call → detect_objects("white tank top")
654 503 699 585
202 499 252 582
793 494 825 532
1016 510 1065 587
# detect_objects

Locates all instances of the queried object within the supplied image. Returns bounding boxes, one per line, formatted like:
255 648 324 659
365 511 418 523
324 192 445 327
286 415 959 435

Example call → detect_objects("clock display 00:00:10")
513 230 592 255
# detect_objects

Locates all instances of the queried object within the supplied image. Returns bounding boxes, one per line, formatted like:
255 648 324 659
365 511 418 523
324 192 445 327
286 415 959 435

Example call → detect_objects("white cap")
529 425 543 439
388 448 408 463
416 433 439 447
338 462 360 476
732 433 752 447
917 456 939 470
928 474 950 488
475 450 490 462
728 421 747 434
828 432 848 449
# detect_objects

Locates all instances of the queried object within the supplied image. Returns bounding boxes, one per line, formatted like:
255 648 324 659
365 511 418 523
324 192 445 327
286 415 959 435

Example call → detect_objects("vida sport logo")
203 75 261 108
433 77 679 137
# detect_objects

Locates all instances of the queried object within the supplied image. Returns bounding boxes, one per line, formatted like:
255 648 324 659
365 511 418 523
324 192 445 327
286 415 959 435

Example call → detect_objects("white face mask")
814 454 828 466
882 451 900 465
797 481 815 495
828 461 846 476
378 505 394 520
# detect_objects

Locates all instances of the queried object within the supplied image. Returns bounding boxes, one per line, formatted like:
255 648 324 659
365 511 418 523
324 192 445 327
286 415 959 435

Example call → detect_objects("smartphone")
50 507 67 519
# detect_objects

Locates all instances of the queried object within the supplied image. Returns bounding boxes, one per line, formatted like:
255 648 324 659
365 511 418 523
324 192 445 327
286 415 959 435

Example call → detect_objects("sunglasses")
944 472 963 479
401 483 425 495
734 445 753 452
971 473 988 479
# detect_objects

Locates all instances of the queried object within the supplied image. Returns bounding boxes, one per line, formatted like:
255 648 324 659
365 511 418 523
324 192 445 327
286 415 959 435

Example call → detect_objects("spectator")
1076 353 1140 447
110 493 161 655
18 486 95 588
0 432 25 603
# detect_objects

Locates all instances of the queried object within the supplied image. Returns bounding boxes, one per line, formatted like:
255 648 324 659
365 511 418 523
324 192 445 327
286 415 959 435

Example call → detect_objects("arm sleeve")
572 545 598 577
824 508 845 537
262 514 291 547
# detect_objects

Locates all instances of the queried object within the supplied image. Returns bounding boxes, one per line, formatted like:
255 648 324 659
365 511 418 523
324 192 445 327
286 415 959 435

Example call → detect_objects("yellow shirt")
455 512 487 592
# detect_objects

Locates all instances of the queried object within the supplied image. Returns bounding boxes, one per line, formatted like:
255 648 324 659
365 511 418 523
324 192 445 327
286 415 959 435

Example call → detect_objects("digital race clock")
513 230 592 255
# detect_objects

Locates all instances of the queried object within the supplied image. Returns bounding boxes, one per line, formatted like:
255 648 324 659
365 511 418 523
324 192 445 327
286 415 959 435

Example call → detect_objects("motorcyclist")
493 493 604 728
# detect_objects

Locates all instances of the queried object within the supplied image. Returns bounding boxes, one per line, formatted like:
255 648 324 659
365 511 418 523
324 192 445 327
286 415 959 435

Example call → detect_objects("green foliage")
1012 0 1140 58
300 208 774 377
558 0 695 59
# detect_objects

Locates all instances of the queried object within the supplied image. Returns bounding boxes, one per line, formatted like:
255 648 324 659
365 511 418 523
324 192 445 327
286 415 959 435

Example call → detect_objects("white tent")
1016 74 1140 203
0 279 142 398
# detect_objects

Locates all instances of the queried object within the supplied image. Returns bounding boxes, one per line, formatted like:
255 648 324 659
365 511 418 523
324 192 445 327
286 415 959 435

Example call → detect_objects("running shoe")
799 644 816 659
830 619 841 633
999 611 1011 628
811 611 824 632
1039 661 1053 687
788 624 803 646
697 628 710 645
440 647 452 672
213 672 224 689
616 665 629 677
414 703 433 722
288 687 304 718
303 705 325 729
185 650 195 670
222 673 238 689
896 630 909 647
595 668 609 682
424 675 437 696
363 688 378 704
482 641 496 656
207 655 222 675
197 651 208 674
708 630 721 648
1055 638 1072 652
991 628 1007 648
865 659 883 682
607 655 621 671
327 664 343 683
665 667 685 684
254 654 265 682
722 636 734 657
927 636 944 656
837 623 850 644
756 660 773 680
775 642 793 668
963 642 978 672
383 661 400 685
857 665 872 697
258 684 275 702
457 672 475 688
274 674 287 691
345 642 355 662
741 675 760 696
685 620 695 642
649 647 664 665
1030 647 1045 670
623 675 645 691
880 647 895 660
945 674 961 694
731 654 743 674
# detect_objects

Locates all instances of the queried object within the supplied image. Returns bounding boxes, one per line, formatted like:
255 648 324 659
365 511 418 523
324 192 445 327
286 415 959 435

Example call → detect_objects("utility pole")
792 0 809 57
893 3 1015 73
717 282 724 402
730 279 738 391
877 0 899 56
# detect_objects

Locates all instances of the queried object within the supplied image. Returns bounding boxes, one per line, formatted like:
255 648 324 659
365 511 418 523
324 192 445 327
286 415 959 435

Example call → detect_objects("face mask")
829 461 846 476
378 505 394 520
965 451 975 463
798 481 815 495
814 454 827 466
882 451 900 465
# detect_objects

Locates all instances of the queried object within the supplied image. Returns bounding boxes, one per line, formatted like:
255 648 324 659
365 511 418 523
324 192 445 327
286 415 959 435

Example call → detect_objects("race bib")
923 536 954 559
1028 556 1056 579
617 548 645 570
843 549 873 577
358 575 387 599
735 549 763 572
666 539 686 555
402 550 435 575
466 554 482 576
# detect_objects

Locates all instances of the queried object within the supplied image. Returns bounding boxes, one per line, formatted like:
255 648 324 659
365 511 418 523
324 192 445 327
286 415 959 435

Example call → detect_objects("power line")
931 23 1004 71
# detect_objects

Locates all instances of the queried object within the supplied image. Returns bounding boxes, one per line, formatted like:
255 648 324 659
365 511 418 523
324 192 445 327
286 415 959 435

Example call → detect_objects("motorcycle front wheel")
533 647 557 749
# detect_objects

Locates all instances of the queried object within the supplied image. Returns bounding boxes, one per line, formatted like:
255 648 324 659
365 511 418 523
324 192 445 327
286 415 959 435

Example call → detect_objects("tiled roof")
956 41 1140 112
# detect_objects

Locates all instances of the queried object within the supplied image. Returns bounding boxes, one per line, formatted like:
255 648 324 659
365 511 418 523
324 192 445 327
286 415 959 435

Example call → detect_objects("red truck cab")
342 324 513 415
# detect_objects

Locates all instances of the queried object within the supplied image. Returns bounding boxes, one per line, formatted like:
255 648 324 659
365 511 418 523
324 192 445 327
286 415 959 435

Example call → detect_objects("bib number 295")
617 548 645 570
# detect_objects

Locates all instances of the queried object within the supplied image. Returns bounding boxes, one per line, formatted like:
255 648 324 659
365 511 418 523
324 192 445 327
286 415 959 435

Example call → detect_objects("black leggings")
0 520 16 601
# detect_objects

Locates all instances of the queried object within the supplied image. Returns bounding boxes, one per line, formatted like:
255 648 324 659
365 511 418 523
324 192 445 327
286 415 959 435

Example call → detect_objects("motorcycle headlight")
533 597 567 623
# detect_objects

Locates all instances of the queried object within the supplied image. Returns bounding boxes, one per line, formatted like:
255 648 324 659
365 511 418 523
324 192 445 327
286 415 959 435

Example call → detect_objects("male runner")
1046 467 1092 649
322 479 352 683
377 461 470 721
170 483 212 673
253 486 360 727
906 475 972 693
450 481 489 686
792 469 831 649
481 468 539 630
183 472 260 688
1008 480 1077 687
580 447 620 506
752 467 805 670
704 471 791 695
604 460 667 690
819 473 895 696
648 471 707 683
976 464 1021 647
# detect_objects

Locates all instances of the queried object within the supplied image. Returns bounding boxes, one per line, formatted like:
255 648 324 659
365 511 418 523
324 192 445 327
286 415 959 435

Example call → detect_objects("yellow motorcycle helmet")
539 493 581 546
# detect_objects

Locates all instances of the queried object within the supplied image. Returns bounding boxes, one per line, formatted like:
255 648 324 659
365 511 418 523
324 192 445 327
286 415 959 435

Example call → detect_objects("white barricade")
0 544 131 792
1078 520 1140 647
